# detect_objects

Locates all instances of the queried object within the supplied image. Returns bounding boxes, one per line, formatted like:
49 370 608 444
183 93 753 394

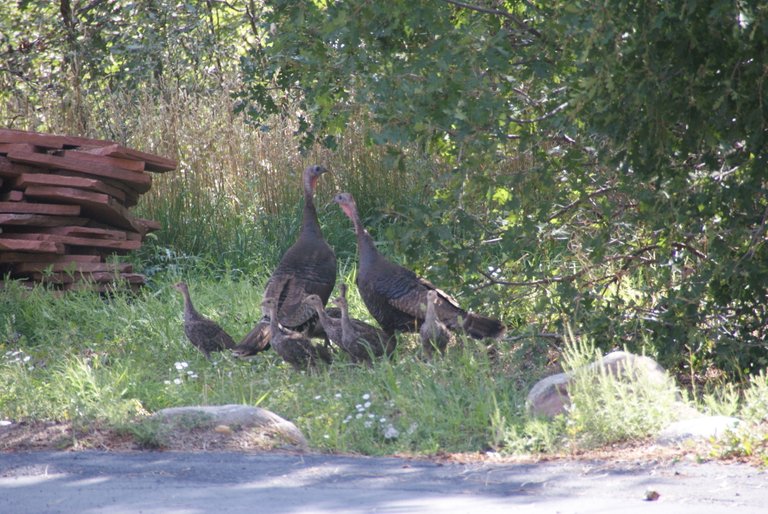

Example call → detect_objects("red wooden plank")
23 185 143 232
85 144 176 172
14 261 133 273
0 253 101 264
0 201 81 216
0 128 114 149
134 218 162 234
15 172 127 203
0 156 31 178
0 190 24 202
7 150 152 192
0 232 142 251
0 213 89 227
0 238 64 253
0 143 48 154
57 149 146 172
37 226 129 240
48 170 139 206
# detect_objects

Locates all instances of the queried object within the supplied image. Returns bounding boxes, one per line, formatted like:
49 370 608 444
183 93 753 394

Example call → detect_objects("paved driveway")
1 451 765 513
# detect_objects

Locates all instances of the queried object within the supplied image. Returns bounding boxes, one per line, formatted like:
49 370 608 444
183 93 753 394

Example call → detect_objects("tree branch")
440 0 542 38
547 186 615 222
508 101 569 124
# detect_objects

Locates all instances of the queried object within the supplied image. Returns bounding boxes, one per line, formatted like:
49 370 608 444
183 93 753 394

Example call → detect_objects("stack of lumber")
0 128 176 292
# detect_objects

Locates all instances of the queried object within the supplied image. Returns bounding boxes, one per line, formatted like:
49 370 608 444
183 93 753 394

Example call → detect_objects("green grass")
2 69 766 461
0 269 525 455
2 270 767 460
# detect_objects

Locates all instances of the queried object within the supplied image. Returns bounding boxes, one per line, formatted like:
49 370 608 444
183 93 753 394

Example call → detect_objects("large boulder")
526 351 673 418
140 404 307 450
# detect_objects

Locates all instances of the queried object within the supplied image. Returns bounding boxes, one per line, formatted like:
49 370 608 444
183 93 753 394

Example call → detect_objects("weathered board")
0 129 177 291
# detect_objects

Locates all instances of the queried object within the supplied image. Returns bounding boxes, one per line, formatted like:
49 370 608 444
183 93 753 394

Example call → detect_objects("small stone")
214 424 233 434
645 490 660 501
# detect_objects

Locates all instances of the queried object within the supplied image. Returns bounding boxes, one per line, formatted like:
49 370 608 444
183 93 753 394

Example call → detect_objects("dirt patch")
0 420 300 453
2 419 765 468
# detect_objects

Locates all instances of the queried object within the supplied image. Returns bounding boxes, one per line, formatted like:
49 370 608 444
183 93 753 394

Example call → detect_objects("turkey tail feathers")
232 319 271 357
462 313 506 340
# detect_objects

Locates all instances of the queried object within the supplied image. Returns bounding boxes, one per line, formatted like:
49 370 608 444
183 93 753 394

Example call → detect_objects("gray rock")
526 351 673 418
526 372 571 418
657 415 742 445
152 404 307 448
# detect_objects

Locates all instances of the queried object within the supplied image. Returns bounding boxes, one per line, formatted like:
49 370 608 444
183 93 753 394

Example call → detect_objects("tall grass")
94 82 432 272
0 272 530 455
3 274 767 459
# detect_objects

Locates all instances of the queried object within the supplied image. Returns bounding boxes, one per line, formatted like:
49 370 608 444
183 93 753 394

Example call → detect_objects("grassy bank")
2 270 767 461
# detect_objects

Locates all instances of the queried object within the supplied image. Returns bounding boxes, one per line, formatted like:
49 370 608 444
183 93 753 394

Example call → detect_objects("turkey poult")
262 297 333 371
332 282 394 364
173 282 236 358
333 192 505 340
232 164 337 357
302 294 343 348
420 289 453 358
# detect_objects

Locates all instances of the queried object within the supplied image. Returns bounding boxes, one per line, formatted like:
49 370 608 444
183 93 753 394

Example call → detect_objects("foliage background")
1 0 766 380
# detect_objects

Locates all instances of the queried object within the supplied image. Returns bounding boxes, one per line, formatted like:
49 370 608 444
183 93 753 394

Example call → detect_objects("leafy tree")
0 0 248 135
237 0 768 376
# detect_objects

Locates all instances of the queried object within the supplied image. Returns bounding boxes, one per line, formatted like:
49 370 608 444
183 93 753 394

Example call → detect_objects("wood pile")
0 128 176 292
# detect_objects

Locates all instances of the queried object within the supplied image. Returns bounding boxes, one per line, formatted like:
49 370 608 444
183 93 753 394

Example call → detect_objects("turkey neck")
338 299 353 333
300 174 323 240
344 202 378 269
424 297 438 329
179 287 197 320
313 303 334 327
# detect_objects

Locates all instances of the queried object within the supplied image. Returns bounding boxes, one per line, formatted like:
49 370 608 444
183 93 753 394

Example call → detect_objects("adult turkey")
333 192 505 341
420 289 454 358
332 282 393 364
262 297 333 371
173 282 236 358
233 164 337 357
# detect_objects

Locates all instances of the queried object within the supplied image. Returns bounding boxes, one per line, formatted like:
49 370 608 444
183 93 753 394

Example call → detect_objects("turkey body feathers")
334 192 505 340
264 297 332 371
173 282 236 357
234 164 336 357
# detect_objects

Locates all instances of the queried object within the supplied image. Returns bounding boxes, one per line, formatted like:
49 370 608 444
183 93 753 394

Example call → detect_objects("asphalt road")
1 451 765 513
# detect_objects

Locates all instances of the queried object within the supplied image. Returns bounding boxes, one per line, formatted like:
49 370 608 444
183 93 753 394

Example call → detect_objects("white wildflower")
383 425 400 439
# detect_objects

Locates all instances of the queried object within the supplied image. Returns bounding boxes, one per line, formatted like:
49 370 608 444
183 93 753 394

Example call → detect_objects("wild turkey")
333 192 505 340
262 297 333 371
302 294 343 347
420 289 454 358
333 282 394 363
232 164 337 357
173 282 236 358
